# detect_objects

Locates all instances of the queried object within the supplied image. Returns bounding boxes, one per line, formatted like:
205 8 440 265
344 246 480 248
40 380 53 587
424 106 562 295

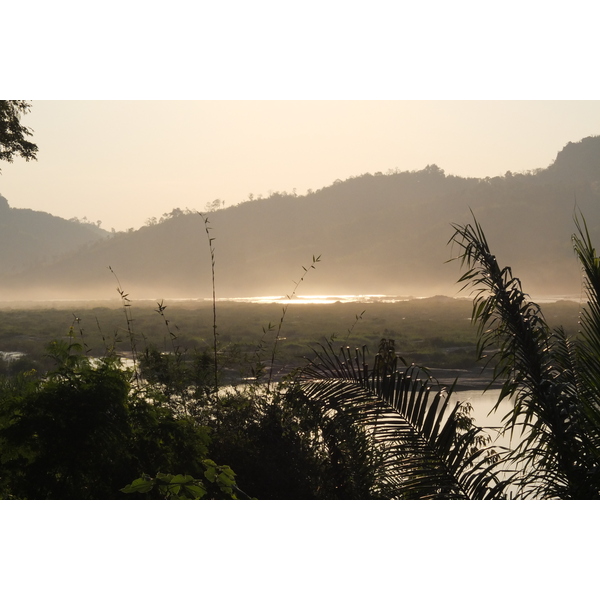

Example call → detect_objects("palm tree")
300 340 511 499
450 213 600 499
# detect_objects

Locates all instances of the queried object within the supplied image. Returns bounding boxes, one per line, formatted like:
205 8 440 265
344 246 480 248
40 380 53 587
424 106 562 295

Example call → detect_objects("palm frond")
301 341 511 499
572 214 600 400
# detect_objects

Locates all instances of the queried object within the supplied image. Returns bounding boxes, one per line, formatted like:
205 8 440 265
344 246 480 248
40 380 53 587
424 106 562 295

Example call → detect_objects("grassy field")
0 296 582 385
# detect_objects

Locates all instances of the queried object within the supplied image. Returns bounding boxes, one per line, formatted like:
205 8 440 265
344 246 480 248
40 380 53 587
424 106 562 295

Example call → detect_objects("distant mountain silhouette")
4 136 600 301
0 195 110 279
543 135 600 183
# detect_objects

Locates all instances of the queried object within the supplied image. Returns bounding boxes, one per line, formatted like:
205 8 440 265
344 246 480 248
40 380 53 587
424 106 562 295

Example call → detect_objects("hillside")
0 195 110 278
4 136 600 301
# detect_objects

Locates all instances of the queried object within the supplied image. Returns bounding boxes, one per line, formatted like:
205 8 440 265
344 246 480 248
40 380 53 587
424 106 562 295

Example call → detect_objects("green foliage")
0 339 219 499
120 461 240 500
0 350 133 499
139 345 214 409
205 383 387 499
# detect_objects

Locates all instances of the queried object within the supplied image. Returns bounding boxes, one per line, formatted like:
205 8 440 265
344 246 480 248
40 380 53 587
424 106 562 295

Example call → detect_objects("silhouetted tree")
0 101 38 172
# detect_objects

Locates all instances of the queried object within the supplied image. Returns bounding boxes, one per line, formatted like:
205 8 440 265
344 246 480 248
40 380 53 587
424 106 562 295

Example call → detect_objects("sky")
2 100 600 231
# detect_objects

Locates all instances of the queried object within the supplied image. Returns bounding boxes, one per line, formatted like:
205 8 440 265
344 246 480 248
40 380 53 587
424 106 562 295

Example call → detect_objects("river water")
453 389 504 427
452 389 520 448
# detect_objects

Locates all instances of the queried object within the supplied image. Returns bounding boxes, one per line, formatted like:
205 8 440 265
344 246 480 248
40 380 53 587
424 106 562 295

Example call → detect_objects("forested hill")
5 136 600 301
0 195 110 278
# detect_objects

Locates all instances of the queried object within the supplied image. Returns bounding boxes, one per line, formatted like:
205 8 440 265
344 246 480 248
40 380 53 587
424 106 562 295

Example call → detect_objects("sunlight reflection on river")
223 294 417 304
213 294 580 305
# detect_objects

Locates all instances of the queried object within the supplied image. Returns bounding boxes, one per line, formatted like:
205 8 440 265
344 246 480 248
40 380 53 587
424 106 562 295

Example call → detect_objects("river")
453 389 505 427
453 389 531 498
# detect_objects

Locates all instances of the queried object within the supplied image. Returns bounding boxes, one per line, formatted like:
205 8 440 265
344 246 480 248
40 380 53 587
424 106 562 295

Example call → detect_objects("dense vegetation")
0 330 411 499
0 297 581 381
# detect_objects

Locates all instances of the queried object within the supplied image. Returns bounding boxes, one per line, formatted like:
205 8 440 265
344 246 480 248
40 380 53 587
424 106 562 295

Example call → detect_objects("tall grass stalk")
267 255 321 390
94 315 118 359
108 266 141 387
155 300 180 356
70 313 90 355
345 310 366 343
154 299 191 416
198 213 219 393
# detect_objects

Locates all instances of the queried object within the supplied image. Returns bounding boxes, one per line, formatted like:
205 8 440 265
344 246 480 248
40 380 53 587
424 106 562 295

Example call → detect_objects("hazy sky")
1 101 599 231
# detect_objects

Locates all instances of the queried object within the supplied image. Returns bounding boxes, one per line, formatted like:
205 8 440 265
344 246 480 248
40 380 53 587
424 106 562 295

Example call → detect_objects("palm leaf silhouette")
450 213 600 499
300 341 511 499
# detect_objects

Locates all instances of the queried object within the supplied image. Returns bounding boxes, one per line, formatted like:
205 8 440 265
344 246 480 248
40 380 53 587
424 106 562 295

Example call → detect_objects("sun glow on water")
224 295 416 304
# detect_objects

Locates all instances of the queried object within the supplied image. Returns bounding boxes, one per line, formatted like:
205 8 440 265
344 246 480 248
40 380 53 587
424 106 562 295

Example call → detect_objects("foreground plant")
120 460 243 499
450 213 600 499
300 339 510 499
0 339 221 499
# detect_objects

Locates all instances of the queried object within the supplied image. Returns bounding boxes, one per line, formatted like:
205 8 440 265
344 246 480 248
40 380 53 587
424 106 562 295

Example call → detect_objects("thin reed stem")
108 266 141 387
267 255 321 391
198 213 219 393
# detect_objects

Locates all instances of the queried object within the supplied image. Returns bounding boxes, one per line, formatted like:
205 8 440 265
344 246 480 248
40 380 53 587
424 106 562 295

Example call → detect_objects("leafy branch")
120 460 247 499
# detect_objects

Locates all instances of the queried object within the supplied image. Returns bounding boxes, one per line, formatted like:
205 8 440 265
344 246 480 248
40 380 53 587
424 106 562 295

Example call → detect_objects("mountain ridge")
0 194 110 278
3 135 600 301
